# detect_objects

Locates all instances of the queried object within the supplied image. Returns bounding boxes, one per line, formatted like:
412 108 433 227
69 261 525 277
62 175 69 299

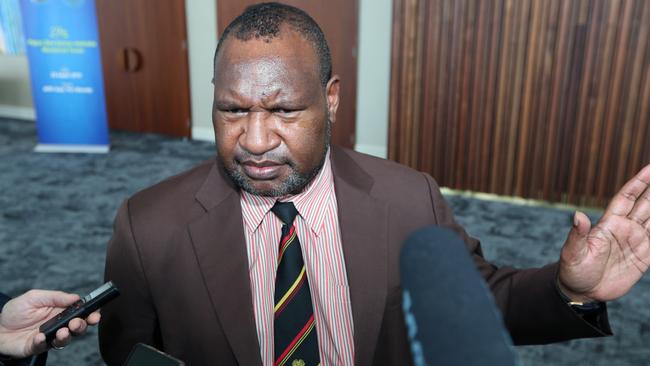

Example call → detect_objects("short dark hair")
214 2 332 87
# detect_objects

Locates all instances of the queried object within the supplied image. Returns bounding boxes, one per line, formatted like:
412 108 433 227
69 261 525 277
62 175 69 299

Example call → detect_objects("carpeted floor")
1 118 648 365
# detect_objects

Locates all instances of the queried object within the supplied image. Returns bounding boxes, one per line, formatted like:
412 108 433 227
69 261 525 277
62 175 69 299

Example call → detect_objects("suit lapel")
187 151 389 366
188 161 262 366
331 147 389 366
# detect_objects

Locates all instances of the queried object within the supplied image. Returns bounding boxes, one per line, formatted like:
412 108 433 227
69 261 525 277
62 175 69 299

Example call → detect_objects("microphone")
123 343 185 366
400 226 519 366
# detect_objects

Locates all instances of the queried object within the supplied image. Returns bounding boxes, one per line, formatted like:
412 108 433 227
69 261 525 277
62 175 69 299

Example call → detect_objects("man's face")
212 30 339 197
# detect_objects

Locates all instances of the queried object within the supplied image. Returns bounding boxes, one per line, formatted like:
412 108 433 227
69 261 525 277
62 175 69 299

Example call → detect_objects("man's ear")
325 75 341 124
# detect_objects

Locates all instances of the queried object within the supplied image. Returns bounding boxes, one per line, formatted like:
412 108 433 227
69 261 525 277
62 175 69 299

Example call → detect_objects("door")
96 0 191 137
217 0 358 148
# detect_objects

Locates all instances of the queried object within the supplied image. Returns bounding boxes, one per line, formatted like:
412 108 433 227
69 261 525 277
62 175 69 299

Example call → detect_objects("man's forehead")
221 24 312 52
215 29 319 74
213 35 321 98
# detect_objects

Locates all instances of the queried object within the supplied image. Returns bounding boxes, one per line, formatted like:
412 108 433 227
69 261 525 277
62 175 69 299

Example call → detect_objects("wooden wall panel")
390 0 650 206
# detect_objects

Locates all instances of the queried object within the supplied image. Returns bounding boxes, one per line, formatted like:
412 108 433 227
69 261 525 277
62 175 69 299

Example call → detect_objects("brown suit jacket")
99 146 608 366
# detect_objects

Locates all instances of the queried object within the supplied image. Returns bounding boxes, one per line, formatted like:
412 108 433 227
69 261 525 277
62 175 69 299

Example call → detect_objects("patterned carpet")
1 118 648 365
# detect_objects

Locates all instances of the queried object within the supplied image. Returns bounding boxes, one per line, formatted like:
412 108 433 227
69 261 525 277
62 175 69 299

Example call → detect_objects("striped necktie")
271 201 320 366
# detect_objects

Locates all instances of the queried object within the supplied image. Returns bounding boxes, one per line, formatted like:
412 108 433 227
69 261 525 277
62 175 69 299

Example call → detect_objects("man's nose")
239 111 281 155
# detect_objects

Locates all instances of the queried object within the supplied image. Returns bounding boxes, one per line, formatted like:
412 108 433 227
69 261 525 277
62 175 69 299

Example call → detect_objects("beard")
222 119 331 197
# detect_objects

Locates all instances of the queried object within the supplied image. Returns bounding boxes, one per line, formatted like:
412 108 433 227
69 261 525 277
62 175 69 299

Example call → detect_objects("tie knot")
271 201 299 226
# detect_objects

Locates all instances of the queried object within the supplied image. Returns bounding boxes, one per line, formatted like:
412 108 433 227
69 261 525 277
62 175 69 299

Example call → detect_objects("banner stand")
20 0 110 153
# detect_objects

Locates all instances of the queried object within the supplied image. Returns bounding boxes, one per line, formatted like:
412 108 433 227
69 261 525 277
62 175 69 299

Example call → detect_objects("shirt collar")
240 149 334 236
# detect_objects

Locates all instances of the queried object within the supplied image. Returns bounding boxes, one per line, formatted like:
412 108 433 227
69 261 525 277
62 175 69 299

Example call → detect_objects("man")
99 3 650 366
0 290 101 365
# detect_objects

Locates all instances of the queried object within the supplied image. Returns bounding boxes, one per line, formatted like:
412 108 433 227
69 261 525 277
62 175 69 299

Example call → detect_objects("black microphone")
400 226 519 366
123 343 185 366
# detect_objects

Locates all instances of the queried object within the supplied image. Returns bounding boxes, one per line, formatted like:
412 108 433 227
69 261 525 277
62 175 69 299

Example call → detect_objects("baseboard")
191 125 215 142
0 105 36 121
354 143 387 159
34 144 110 154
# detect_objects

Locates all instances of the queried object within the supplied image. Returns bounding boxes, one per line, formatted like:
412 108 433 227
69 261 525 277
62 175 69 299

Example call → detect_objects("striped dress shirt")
240 151 355 366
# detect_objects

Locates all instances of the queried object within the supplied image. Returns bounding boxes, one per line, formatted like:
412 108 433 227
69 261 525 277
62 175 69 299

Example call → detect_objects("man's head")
212 2 340 197
214 2 332 87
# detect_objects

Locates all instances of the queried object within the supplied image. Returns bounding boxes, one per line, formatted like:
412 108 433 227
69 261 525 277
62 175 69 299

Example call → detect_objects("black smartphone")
124 343 185 366
39 281 120 343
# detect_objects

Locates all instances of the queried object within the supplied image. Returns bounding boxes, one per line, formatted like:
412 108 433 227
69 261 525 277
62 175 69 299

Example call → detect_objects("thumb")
561 211 592 265
25 290 80 309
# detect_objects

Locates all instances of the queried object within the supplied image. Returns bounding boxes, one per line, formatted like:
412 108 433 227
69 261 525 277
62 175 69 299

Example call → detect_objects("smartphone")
39 281 120 343
124 343 185 366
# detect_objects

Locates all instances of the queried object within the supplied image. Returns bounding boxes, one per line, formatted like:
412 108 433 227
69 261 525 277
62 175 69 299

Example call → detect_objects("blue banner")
0 0 26 55
20 0 109 152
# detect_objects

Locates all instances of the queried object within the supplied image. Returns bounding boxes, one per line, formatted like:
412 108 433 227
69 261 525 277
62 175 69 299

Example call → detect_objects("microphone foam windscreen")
400 226 519 366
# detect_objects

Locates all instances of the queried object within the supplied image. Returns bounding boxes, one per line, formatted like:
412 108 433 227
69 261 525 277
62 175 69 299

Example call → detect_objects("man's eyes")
219 107 248 115
219 107 301 116
270 108 300 115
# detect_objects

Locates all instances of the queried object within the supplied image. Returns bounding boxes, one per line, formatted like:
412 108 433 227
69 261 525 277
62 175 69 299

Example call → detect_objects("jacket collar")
331 146 389 366
190 159 262 365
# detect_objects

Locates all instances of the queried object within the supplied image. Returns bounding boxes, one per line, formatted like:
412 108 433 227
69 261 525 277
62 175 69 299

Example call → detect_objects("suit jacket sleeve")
422 173 612 345
99 200 160 365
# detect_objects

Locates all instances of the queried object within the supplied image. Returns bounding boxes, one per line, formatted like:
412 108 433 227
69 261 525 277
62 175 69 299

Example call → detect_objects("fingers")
32 327 73 354
66 311 101 336
30 332 49 355
573 210 592 236
67 318 87 335
628 188 650 227
31 315 97 355
606 164 650 218
25 290 80 308
50 327 72 349
561 211 592 265
85 311 101 325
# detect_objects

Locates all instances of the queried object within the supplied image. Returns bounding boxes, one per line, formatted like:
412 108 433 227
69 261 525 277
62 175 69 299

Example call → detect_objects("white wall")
185 0 218 142
354 0 392 158
0 55 35 120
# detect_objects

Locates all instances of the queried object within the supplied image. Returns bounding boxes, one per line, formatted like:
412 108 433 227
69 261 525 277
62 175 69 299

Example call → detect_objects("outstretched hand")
558 164 650 303
0 290 101 358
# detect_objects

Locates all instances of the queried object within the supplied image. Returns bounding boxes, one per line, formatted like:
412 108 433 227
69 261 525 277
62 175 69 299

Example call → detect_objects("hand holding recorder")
0 282 118 358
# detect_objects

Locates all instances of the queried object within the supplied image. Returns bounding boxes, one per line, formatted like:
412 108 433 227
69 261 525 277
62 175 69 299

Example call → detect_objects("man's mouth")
240 160 284 180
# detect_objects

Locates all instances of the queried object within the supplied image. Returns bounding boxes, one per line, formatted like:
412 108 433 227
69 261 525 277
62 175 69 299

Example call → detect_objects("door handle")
117 47 142 72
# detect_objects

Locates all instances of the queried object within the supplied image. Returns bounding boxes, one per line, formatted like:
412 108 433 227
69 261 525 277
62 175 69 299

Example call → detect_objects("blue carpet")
0 119 648 365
